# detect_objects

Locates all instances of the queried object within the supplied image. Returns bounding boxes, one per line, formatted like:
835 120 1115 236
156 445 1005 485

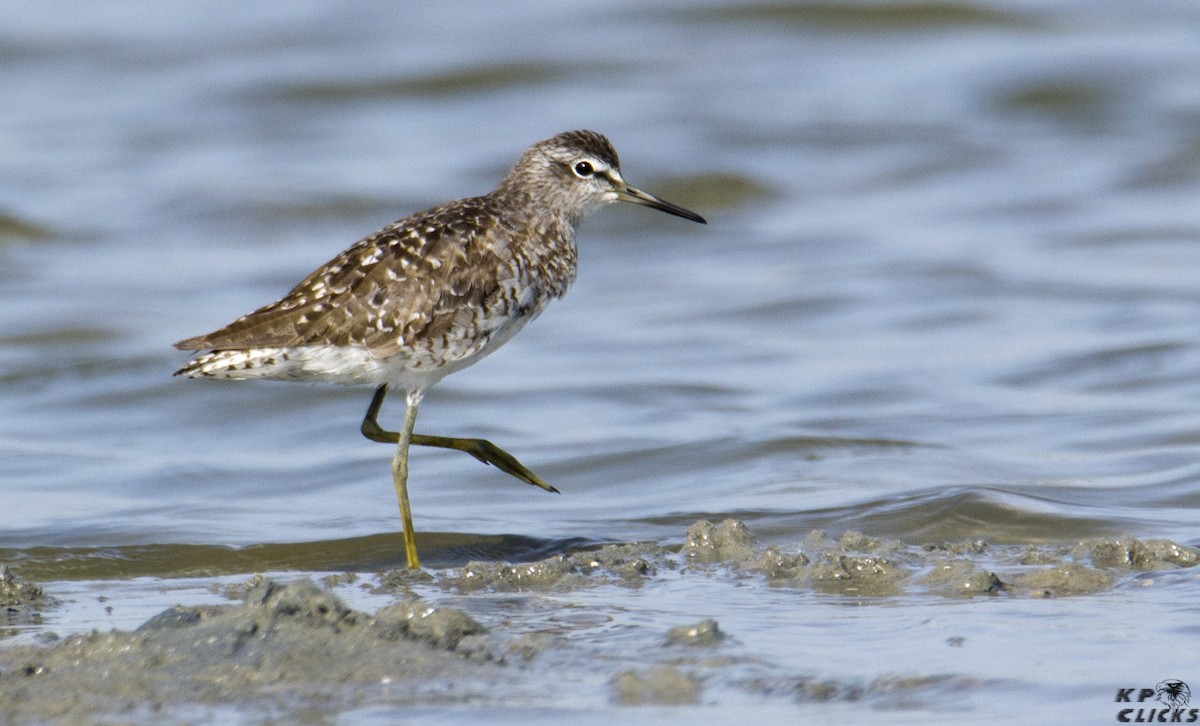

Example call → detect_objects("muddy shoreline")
2 521 1196 723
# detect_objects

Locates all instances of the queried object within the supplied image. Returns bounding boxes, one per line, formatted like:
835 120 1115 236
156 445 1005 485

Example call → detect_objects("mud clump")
430 542 666 593
0 566 45 606
1 565 54 629
1009 564 1117 597
678 521 1199 600
371 600 486 652
807 552 908 597
611 665 702 705
0 578 508 724
684 519 758 563
745 530 913 597
1086 536 1200 570
922 561 1005 597
665 619 725 647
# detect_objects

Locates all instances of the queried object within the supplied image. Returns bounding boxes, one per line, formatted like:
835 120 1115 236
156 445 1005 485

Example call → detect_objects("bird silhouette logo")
1156 680 1191 709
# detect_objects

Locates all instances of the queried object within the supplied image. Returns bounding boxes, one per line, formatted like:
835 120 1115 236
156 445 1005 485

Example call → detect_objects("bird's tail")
174 348 293 380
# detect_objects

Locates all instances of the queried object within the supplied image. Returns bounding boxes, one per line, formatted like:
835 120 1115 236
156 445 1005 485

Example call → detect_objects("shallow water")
3 0 1200 722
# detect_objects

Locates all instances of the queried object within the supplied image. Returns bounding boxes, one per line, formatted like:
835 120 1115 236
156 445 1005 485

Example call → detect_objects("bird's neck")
487 192 579 299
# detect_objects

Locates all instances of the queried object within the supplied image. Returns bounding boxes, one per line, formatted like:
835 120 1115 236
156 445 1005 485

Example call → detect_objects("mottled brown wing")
174 197 509 357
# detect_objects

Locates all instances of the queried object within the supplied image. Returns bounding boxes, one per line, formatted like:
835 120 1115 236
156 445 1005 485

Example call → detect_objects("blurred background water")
2 0 1200 720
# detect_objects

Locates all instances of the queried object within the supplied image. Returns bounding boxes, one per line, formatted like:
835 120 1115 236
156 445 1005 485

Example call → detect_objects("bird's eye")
573 161 594 178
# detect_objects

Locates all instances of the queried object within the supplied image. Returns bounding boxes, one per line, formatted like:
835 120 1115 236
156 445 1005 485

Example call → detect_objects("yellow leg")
392 389 423 569
362 384 559 493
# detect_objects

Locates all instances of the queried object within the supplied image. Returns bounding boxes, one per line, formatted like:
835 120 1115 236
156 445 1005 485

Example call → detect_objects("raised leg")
361 385 559 494
393 389 422 569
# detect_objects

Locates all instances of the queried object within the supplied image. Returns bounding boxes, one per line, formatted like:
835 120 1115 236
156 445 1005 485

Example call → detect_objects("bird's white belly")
181 311 536 391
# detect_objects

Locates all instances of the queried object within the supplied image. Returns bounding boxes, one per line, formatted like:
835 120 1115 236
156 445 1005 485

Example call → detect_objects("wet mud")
0 520 1195 722
1 565 54 632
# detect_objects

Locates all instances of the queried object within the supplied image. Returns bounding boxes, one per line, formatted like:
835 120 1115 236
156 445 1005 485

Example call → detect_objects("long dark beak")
617 184 707 224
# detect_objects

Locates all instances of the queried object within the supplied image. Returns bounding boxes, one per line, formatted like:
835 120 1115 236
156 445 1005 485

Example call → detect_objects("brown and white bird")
175 130 706 568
